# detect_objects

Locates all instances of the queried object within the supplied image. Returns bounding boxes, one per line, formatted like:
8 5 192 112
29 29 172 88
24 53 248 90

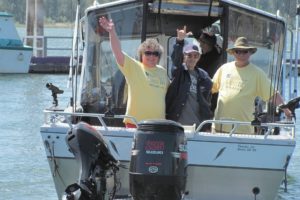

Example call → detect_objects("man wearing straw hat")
211 37 292 134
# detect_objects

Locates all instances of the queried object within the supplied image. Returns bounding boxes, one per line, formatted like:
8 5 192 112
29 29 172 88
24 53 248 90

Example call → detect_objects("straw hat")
226 37 257 55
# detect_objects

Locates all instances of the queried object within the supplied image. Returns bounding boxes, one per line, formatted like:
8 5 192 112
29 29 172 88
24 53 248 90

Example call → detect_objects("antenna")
68 0 81 112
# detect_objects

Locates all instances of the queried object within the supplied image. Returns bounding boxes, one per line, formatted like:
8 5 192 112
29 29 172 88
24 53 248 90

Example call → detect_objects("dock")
25 35 82 74
29 56 81 73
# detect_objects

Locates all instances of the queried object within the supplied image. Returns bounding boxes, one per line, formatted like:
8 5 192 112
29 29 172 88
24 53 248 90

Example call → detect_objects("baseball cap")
183 44 201 54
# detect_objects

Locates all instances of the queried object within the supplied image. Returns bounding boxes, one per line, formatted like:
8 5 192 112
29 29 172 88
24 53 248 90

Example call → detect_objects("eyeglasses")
144 51 160 57
186 53 200 59
234 50 250 54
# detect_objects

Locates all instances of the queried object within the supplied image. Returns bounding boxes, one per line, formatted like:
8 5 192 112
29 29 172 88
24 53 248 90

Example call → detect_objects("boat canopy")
0 12 23 48
78 0 286 126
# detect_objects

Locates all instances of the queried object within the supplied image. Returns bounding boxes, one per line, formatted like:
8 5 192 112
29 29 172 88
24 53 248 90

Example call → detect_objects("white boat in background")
0 12 32 73
40 0 299 200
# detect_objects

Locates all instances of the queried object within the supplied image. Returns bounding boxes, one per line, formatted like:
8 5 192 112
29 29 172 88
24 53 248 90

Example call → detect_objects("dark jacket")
197 47 222 78
166 40 213 123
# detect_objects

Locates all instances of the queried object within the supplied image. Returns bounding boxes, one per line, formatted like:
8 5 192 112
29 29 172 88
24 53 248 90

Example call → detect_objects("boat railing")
43 109 138 131
43 109 295 138
197 119 295 138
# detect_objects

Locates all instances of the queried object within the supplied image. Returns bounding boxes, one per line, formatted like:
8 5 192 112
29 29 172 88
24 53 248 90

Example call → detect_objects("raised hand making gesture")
176 25 193 41
99 16 115 33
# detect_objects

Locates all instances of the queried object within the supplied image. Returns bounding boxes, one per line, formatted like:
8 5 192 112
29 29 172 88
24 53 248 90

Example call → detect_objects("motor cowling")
129 120 187 200
66 122 118 180
63 122 119 200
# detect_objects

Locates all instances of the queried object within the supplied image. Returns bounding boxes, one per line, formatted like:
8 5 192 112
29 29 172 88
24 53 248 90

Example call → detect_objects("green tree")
0 0 26 23
0 0 297 26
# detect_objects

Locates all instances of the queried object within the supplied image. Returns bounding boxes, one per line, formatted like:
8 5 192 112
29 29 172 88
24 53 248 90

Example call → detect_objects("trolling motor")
46 83 64 107
63 122 119 200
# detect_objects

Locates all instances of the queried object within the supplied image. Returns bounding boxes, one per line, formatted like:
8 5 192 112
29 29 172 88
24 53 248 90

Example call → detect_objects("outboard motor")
63 122 119 200
129 120 187 200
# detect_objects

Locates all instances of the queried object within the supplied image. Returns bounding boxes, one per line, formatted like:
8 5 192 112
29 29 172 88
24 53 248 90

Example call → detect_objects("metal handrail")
43 109 295 139
196 119 295 138
43 109 138 131
23 35 83 56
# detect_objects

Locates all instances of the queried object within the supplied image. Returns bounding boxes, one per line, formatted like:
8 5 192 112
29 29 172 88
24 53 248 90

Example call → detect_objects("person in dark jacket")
170 27 222 113
197 31 222 112
166 27 213 130
197 31 222 78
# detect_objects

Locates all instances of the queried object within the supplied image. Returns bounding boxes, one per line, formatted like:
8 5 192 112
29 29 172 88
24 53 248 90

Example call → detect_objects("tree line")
0 0 296 27
0 0 110 24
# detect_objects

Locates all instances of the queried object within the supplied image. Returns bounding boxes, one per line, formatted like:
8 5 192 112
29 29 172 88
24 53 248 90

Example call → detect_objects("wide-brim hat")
226 37 257 55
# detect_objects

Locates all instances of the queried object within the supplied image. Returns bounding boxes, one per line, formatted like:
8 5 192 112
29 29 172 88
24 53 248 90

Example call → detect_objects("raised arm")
171 26 190 66
99 17 125 67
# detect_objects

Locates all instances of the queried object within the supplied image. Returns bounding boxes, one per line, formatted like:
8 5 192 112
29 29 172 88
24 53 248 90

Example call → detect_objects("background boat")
0 12 32 73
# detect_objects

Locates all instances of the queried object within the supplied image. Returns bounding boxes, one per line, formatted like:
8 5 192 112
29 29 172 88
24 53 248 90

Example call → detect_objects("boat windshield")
79 2 143 125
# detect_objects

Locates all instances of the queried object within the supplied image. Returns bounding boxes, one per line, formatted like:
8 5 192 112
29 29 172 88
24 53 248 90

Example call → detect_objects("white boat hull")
41 123 295 200
0 47 32 73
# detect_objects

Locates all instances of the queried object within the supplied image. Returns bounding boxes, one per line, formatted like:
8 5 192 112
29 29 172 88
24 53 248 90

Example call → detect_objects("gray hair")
137 38 164 61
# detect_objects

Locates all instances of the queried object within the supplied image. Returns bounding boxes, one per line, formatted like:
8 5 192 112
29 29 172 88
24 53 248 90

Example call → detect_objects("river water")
0 74 70 200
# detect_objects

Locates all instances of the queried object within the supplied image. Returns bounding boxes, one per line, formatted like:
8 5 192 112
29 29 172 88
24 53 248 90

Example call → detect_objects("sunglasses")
234 50 250 54
144 51 160 57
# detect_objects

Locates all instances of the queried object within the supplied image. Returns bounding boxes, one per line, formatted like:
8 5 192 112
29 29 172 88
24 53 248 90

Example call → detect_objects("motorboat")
0 12 32 73
40 0 298 199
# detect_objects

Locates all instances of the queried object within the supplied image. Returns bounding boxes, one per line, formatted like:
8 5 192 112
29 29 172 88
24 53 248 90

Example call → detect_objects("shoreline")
16 22 73 28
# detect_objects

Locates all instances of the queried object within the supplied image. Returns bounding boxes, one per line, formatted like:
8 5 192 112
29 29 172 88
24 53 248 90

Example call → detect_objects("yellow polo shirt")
212 61 274 134
118 53 169 125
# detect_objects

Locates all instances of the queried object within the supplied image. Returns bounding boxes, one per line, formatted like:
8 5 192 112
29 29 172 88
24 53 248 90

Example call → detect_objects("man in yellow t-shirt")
99 17 169 127
212 37 291 134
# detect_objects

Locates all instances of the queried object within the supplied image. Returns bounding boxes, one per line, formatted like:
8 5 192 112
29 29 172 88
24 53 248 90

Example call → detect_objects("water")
0 74 299 200
0 74 70 200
